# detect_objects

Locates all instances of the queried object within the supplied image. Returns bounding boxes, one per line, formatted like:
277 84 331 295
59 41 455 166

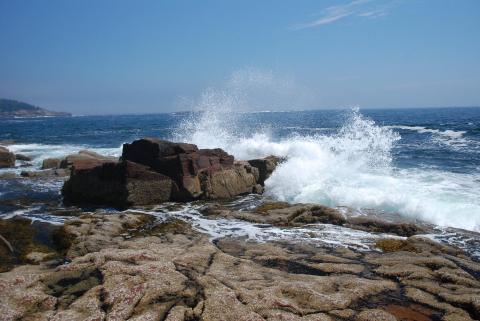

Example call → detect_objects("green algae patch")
52 225 75 256
43 266 103 308
255 202 290 214
150 218 190 235
376 239 417 253
124 214 192 238
120 212 156 230
292 205 347 225
0 217 61 272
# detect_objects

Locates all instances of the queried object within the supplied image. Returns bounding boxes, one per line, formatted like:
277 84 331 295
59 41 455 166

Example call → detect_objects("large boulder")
122 138 233 173
0 146 15 168
122 138 237 200
62 138 279 207
41 158 62 170
62 161 176 209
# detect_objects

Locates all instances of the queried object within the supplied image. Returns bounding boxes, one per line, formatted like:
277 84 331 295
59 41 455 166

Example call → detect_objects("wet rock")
20 168 70 178
204 203 347 227
199 161 259 199
15 153 32 161
204 202 431 238
254 201 291 214
25 251 55 263
60 150 118 171
347 216 425 237
43 266 103 309
404 287 474 320
41 158 62 169
41 151 117 171
1 211 480 320
0 172 17 179
384 304 438 321
0 217 61 272
0 139 16 145
248 155 282 185
252 184 264 194
62 160 176 209
0 146 15 168
148 218 192 236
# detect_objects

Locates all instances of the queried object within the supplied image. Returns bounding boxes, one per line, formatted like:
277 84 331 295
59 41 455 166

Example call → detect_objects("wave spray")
173 70 480 232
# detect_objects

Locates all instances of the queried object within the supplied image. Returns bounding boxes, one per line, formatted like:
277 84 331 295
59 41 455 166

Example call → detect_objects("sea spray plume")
172 87 241 150
335 106 400 169
264 108 400 206
171 72 480 231
264 109 480 231
226 68 315 111
172 67 313 151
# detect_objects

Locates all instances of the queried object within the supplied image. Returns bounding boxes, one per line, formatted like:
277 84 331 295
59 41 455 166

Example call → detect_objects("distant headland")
0 98 71 118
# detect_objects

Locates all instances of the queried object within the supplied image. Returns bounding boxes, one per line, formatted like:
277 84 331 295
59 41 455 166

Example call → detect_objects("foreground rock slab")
0 205 479 321
203 202 427 236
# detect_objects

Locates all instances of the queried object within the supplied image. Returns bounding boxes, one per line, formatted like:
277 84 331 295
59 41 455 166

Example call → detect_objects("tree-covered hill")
0 99 71 117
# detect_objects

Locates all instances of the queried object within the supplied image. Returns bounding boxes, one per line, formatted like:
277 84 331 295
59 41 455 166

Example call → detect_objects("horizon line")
62 105 480 117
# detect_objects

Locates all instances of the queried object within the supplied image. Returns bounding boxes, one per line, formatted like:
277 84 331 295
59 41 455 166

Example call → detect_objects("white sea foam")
0 143 121 174
128 204 403 250
0 206 66 225
173 84 480 232
385 125 470 148
386 125 466 138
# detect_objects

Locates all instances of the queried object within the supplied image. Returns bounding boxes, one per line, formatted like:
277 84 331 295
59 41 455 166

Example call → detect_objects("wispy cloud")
292 0 397 30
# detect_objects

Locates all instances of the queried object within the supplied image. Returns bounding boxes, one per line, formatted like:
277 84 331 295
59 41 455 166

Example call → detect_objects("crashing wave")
173 87 480 232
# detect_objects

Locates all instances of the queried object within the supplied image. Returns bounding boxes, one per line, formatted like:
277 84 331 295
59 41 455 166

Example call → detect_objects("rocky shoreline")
61 138 280 208
1 202 479 321
1 138 480 321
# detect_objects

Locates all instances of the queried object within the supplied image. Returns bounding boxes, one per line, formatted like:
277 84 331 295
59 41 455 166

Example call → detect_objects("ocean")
1 106 480 235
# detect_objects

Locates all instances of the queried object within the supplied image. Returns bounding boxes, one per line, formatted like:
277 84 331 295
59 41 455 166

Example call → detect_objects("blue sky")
0 0 479 114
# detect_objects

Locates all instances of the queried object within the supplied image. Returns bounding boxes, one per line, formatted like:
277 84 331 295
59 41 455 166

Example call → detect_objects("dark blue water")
1 107 479 172
1 107 479 231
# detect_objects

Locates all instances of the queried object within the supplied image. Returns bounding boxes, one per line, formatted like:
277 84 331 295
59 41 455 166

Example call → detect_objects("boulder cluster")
18 150 117 179
62 138 279 209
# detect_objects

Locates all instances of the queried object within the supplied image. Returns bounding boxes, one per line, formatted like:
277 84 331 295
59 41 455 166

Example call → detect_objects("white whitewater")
0 143 121 174
173 89 480 232
128 203 404 251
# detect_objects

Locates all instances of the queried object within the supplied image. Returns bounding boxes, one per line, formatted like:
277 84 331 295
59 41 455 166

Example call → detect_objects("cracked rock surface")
1 204 480 321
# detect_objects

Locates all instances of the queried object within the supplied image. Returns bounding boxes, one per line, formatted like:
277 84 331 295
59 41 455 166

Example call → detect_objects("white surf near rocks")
174 91 480 232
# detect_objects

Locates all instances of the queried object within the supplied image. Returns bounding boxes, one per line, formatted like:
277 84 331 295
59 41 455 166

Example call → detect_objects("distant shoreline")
0 114 72 119
0 98 71 118
23 105 480 118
